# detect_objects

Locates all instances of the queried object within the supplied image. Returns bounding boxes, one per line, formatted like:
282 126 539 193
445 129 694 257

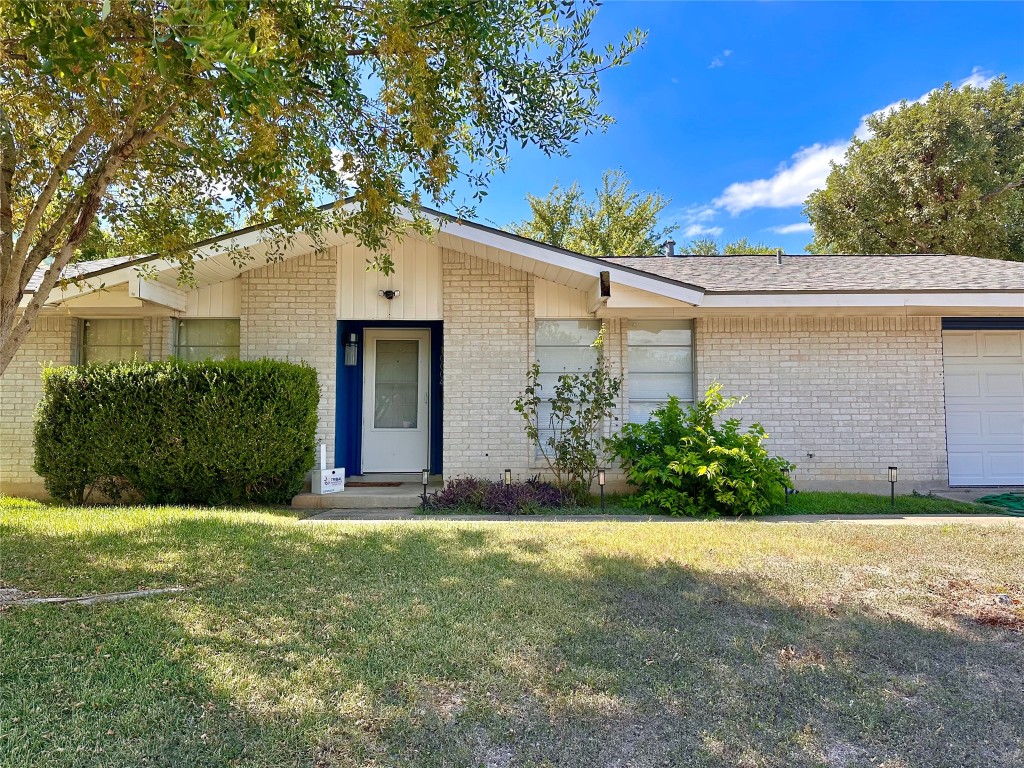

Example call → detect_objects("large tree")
805 77 1024 260
0 1 642 374
511 169 675 256
684 236 780 255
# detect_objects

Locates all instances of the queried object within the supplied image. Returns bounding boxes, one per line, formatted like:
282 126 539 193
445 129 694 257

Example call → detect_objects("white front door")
361 329 430 472
943 330 1024 485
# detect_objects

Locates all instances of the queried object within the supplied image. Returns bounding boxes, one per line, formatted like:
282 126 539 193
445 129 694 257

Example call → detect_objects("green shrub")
513 327 622 502
607 383 794 517
34 359 319 505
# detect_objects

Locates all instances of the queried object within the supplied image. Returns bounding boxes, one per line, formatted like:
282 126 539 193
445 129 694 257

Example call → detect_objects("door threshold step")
292 486 434 510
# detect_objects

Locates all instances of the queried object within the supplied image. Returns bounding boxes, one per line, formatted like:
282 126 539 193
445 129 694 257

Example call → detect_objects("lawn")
780 491 993 516
1 497 1022 767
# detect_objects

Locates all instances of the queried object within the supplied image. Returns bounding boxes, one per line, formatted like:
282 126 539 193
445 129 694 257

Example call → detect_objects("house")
2 207 1023 500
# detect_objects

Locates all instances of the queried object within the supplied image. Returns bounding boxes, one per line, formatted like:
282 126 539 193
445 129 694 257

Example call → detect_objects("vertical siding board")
336 237 441 321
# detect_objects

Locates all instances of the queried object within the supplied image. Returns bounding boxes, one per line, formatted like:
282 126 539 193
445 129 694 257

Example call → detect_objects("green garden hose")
975 493 1024 515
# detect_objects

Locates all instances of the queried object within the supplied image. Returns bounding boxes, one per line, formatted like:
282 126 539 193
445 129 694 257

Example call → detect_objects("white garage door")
943 329 1024 486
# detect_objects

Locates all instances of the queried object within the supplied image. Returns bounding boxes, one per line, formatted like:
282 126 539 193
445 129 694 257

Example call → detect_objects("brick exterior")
240 250 337 466
1 250 959 498
144 316 173 360
0 316 77 495
694 316 949 492
441 248 537 478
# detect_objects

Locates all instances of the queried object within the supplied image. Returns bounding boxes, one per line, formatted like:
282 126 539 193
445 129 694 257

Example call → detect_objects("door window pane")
374 339 419 429
627 320 694 422
175 319 240 361
81 319 144 363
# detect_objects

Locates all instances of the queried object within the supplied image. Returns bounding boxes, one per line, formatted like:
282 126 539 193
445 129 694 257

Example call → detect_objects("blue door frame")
336 320 443 475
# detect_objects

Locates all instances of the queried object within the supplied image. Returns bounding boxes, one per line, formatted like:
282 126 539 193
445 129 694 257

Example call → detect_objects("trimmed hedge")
34 359 319 505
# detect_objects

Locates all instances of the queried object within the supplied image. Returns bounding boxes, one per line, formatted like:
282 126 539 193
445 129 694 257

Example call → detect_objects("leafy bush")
513 327 621 502
607 384 794 517
34 359 319 505
422 477 569 515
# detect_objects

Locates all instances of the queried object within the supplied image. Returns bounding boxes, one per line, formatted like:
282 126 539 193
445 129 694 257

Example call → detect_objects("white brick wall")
144 316 173 360
441 248 537 479
0 258 956 500
0 316 77 496
240 251 337 466
694 316 948 492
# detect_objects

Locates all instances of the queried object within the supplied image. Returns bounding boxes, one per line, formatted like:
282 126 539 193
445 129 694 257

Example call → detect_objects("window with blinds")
174 319 240 361
80 319 144 363
534 319 602 453
626 320 694 423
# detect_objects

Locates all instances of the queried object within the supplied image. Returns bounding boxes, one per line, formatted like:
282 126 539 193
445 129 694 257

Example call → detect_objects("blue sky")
452 1 1024 253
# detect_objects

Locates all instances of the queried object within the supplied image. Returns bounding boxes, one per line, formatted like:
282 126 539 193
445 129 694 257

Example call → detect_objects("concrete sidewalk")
302 510 1023 525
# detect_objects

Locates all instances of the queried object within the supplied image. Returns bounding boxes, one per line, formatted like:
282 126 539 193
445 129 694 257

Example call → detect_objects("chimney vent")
665 239 676 257
776 248 783 266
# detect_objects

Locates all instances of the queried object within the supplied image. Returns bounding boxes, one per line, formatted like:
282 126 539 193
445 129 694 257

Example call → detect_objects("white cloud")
714 67 995 214
709 49 733 68
958 65 992 89
714 142 847 215
665 204 718 228
769 222 814 235
684 224 723 237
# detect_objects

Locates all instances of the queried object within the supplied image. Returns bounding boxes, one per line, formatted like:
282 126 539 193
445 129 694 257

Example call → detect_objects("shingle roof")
25 254 147 293
606 254 1024 293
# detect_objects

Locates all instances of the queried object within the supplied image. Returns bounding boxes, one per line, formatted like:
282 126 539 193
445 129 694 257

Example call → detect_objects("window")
627 320 694 423
80 319 144 363
175 319 240 361
534 319 602 453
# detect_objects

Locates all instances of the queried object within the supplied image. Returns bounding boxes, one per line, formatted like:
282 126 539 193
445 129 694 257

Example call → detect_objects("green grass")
2 496 1022 767
780 491 993 516
421 491 995 517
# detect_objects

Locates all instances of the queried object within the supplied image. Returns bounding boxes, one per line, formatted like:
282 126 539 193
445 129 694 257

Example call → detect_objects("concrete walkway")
302 510 1023 525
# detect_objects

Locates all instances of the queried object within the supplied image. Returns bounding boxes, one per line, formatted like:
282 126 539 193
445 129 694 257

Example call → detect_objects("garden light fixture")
598 468 606 510
888 466 898 508
504 468 512 487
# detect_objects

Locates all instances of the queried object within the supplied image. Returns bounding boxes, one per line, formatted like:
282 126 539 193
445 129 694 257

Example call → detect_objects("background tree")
805 77 1024 260
0 0 643 374
683 236 779 255
511 169 675 256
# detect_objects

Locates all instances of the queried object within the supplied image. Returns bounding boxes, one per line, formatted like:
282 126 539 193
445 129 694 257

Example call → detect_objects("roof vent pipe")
665 240 676 257
776 248 783 266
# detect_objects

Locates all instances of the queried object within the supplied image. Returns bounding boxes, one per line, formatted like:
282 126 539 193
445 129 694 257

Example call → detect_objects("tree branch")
0 103 15 274
410 0 485 31
2 104 178 376
11 122 97 267
981 180 1024 204
20 103 176 299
